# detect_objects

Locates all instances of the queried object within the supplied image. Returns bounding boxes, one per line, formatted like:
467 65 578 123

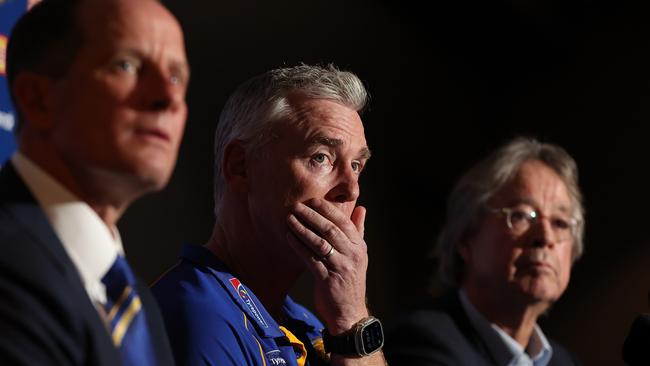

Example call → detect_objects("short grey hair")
436 137 585 289
212 64 368 215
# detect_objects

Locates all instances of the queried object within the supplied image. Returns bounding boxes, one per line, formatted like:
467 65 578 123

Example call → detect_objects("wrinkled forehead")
72 0 187 70
292 104 366 146
491 161 574 214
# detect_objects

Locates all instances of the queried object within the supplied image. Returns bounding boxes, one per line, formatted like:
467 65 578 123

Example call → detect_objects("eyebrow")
119 48 190 79
311 135 372 160
513 198 572 214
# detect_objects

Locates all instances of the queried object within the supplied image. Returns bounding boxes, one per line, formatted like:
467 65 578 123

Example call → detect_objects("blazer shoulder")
0 222 121 365
549 340 582 366
385 294 492 366
0 164 121 366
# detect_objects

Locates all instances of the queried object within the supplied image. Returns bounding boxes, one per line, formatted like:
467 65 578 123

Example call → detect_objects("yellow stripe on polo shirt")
279 326 307 366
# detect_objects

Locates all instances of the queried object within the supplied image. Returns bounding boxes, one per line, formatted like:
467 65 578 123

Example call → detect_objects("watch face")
360 319 384 355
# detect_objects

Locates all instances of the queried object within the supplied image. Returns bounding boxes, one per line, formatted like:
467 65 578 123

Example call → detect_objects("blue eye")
351 161 362 172
312 153 327 164
118 61 133 71
114 59 139 74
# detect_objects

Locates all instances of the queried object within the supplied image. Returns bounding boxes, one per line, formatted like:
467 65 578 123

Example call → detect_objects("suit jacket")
384 291 581 366
0 162 174 366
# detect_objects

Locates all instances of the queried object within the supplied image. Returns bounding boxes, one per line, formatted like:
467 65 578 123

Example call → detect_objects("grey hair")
212 64 368 215
436 137 585 289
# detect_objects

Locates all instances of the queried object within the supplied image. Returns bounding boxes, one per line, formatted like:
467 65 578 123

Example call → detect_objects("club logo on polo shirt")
229 277 269 328
265 350 288 365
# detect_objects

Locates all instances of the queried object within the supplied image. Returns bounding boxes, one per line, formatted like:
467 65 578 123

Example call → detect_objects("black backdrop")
118 1 650 364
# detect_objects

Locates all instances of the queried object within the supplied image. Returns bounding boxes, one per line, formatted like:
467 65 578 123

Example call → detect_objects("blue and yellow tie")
102 255 157 366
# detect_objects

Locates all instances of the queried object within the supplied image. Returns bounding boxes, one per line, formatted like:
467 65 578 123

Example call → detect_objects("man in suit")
0 0 189 364
385 138 584 366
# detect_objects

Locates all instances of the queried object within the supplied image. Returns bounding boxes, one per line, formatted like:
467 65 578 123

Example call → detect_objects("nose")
324 165 359 203
530 218 556 248
141 66 185 112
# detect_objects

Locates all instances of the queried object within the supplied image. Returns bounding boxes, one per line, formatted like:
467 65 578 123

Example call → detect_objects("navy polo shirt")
152 244 328 366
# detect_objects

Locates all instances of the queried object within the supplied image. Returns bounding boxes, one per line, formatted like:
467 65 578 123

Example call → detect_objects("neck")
206 217 304 321
19 145 138 228
462 284 548 347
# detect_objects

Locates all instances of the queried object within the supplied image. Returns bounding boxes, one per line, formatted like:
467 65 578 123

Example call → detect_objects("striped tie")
102 255 157 366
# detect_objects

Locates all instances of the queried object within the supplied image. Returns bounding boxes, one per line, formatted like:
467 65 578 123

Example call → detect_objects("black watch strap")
322 316 384 356
323 329 357 355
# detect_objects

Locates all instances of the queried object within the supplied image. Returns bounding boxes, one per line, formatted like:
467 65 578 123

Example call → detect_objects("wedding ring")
321 245 335 261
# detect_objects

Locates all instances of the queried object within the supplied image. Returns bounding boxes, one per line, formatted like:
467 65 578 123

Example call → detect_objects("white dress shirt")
12 153 123 306
459 290 553 366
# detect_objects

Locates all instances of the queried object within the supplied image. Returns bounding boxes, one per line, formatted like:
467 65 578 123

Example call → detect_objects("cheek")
72 75 122 109
168 112 187 148
466 231 519 275
480 226 518 263
285 163 327 198
486 236 526 281
255 163 305 209
284 173 322 205
557 245 573 286
53 112 107 152
176 105 188 135
282 181 304 207
60 89 128 142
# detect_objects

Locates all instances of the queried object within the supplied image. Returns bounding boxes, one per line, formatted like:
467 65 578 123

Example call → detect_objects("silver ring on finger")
321 245 335 261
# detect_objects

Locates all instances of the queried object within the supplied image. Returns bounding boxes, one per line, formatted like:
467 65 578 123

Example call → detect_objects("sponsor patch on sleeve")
229 277 269 328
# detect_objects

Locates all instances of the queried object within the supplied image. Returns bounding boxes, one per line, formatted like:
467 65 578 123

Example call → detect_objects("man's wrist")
322 316 384 357
327 310 370 335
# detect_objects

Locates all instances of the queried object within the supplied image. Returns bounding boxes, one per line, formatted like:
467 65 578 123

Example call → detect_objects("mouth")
133 127 171 144
522 260 555 276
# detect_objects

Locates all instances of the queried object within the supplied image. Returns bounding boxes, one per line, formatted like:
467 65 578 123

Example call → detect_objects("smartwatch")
323 316 384 356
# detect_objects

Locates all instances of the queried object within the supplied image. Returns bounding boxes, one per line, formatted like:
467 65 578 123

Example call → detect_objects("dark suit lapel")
0 162 121 363
0 163 74 273
444 291 502 365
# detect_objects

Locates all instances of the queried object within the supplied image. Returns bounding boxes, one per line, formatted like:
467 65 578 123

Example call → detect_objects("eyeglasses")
486 205 577 242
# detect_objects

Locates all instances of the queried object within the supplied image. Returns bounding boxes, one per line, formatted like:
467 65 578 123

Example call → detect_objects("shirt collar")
491 323 552 366
282 296 325 336
12 153 123 304
180 244 285 339
458 289 553 366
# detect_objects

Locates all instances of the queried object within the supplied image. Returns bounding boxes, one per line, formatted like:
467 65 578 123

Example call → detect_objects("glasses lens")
506 208 533 234
505 207 575 242
549 216 575 242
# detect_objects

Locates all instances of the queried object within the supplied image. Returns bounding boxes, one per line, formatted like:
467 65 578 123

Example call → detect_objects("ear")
223 140 249 193
12 72 57 131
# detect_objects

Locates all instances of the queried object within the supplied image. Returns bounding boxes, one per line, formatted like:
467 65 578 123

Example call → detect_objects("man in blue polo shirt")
152 65 387 366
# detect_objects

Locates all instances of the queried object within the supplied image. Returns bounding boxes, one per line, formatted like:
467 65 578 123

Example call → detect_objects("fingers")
321 245 335 260
287 212 338 258
285 231 328 279
285 198 367 278
286 199 371 333
290 200 363 252
351 205 366 238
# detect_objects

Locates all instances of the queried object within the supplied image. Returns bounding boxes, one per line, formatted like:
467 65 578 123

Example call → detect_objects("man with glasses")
385 137 584 366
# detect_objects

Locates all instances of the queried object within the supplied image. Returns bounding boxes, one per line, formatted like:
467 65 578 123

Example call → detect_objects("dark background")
118 1 650 365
